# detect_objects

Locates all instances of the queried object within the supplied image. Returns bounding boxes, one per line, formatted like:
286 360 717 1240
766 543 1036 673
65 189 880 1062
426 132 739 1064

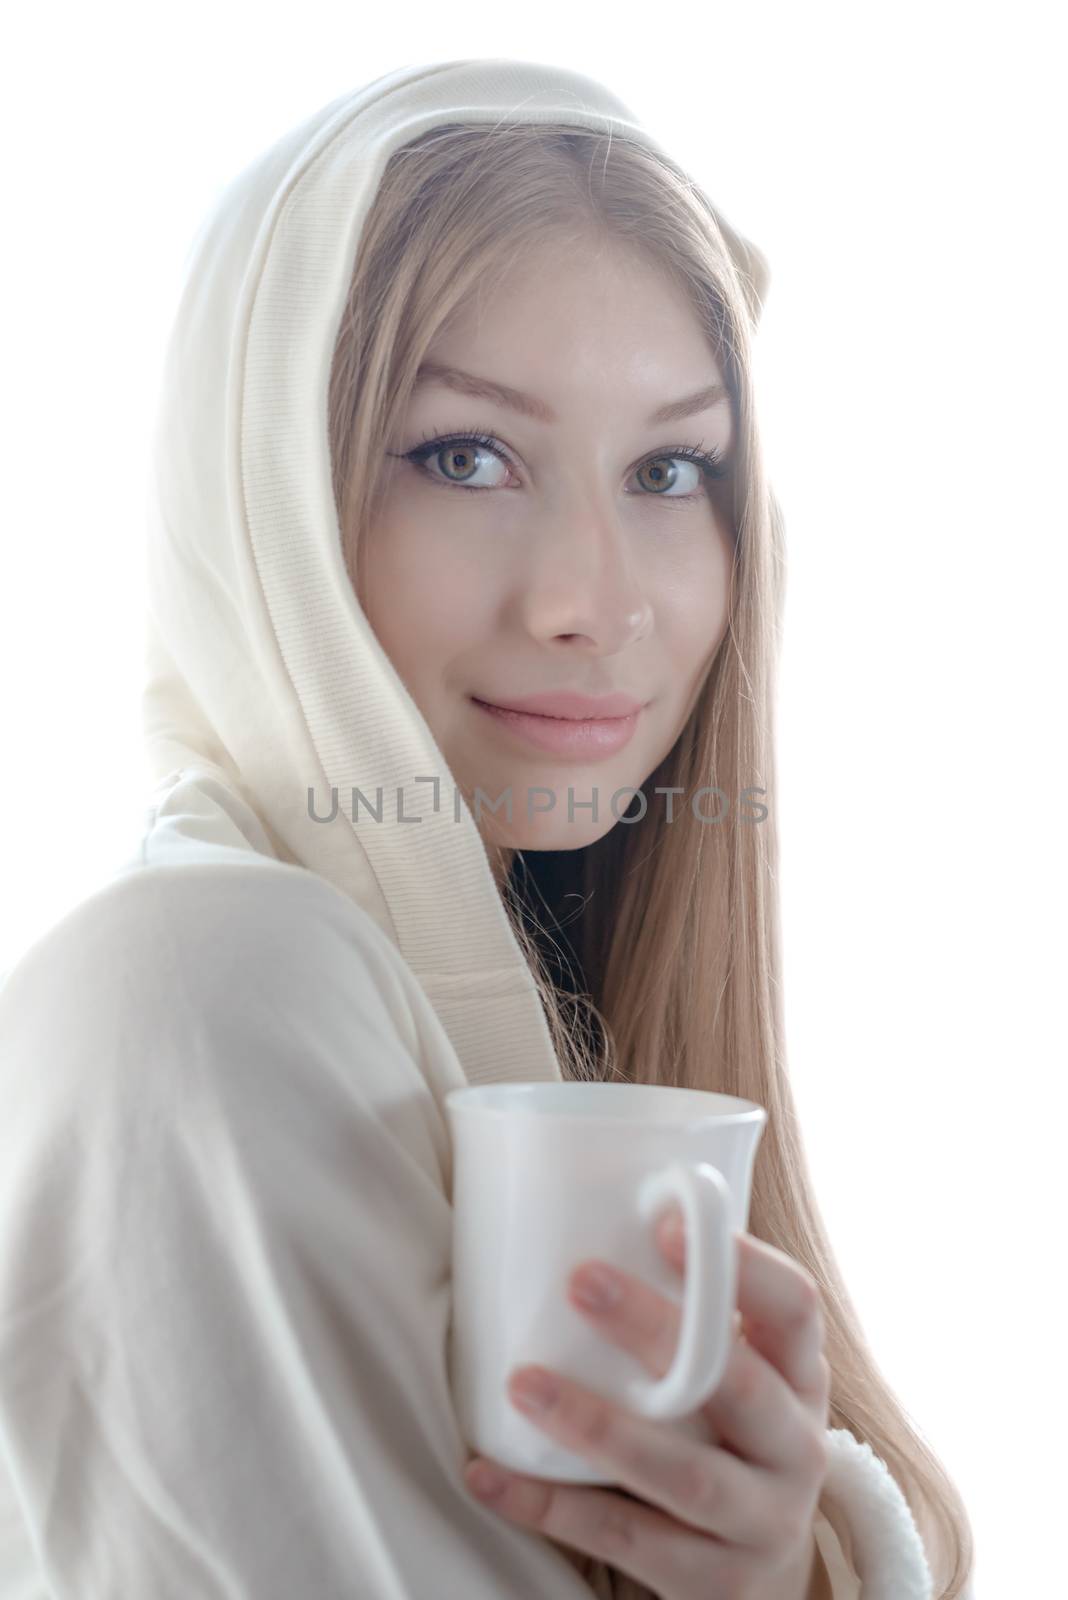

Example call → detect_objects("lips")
470 694 643 760
472 690 645 720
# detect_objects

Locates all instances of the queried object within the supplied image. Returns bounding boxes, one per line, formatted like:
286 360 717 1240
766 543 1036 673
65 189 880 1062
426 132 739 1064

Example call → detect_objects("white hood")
139 56 770 1088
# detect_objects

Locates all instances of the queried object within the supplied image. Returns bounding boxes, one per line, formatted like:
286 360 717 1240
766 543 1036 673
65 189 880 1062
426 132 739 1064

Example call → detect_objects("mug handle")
622 1160 735 1419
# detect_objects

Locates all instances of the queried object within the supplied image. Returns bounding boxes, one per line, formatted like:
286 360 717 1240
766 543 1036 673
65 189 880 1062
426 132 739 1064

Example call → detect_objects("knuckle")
525 1479 562 1535
732 1345 764 1404
577 1395 618 1453
665 1450 711 1515
800 1344 832 1417
792 1271 822 1327
594 1493 640 1554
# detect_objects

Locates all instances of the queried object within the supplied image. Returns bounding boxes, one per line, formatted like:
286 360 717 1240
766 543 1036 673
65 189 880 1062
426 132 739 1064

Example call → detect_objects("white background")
3 4 1065 1594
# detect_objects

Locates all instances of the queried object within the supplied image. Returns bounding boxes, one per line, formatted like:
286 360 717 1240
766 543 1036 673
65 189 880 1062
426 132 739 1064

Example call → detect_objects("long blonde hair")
328 118 975 1600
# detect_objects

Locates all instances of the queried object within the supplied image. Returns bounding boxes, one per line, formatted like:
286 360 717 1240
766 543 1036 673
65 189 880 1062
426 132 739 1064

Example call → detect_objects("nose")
518 506 654 654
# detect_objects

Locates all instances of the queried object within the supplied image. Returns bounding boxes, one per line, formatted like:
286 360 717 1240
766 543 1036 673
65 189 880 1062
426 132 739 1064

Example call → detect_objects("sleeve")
0 865 596 1600
812 1426 940 1600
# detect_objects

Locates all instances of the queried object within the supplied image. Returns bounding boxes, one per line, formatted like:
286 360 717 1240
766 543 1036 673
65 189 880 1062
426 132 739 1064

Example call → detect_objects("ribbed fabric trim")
822 1427 934 1600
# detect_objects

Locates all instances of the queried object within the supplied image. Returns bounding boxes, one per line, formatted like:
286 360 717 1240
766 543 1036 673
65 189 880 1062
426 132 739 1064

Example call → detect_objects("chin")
447 742 658 852
499 816 620 853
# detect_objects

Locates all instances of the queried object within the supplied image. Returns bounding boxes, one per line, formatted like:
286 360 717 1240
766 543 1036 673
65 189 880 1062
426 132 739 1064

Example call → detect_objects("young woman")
0 58 975 1600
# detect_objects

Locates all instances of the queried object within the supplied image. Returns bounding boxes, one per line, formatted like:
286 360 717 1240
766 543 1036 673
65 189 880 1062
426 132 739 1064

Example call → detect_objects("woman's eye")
632 456 708 497
415 437 513 491
391 432 726 501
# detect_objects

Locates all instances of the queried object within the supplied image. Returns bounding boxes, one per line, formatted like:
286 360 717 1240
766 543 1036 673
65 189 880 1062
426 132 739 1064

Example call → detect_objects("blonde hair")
328 118 974 1600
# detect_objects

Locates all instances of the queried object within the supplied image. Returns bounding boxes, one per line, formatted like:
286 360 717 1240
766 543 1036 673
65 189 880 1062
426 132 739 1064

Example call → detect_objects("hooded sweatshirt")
0 57 953 1600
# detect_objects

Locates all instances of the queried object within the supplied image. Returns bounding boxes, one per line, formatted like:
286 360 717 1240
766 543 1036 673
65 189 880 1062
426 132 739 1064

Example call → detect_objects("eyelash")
390 425 729 503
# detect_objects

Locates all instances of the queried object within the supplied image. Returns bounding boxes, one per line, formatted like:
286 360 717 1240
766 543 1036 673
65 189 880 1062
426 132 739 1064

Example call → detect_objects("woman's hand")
463 1210 831 1600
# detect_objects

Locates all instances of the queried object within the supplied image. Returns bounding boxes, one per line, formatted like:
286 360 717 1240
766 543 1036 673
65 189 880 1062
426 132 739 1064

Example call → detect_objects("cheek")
359 514 493 680
651 529 734 670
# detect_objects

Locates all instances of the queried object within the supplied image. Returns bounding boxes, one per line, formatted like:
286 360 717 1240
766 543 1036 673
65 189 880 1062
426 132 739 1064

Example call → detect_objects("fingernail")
572 1263 623 1312
509 1366 559 1412
467 1461 509 1500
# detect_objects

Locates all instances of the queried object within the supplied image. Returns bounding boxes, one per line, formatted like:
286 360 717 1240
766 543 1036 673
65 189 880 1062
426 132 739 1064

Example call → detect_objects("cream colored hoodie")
0 58 953 1599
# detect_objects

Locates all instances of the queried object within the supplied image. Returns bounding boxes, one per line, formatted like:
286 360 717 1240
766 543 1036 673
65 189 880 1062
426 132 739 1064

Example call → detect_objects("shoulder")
0 862 454 1267
0 857 424 1105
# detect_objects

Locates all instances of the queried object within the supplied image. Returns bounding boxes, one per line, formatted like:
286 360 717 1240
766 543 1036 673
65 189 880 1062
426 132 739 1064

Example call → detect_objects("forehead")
404 228 739 443
411 360 730 431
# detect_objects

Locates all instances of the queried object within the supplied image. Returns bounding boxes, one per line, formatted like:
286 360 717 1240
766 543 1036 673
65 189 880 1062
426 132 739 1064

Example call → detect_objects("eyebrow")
412 361 730 427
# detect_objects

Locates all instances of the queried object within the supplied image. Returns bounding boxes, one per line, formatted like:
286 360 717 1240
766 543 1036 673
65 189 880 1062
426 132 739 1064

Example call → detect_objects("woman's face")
360 239 737 875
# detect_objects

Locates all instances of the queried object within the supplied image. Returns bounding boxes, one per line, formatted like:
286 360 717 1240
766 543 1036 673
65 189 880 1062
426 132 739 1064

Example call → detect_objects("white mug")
444 1081 767 1483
